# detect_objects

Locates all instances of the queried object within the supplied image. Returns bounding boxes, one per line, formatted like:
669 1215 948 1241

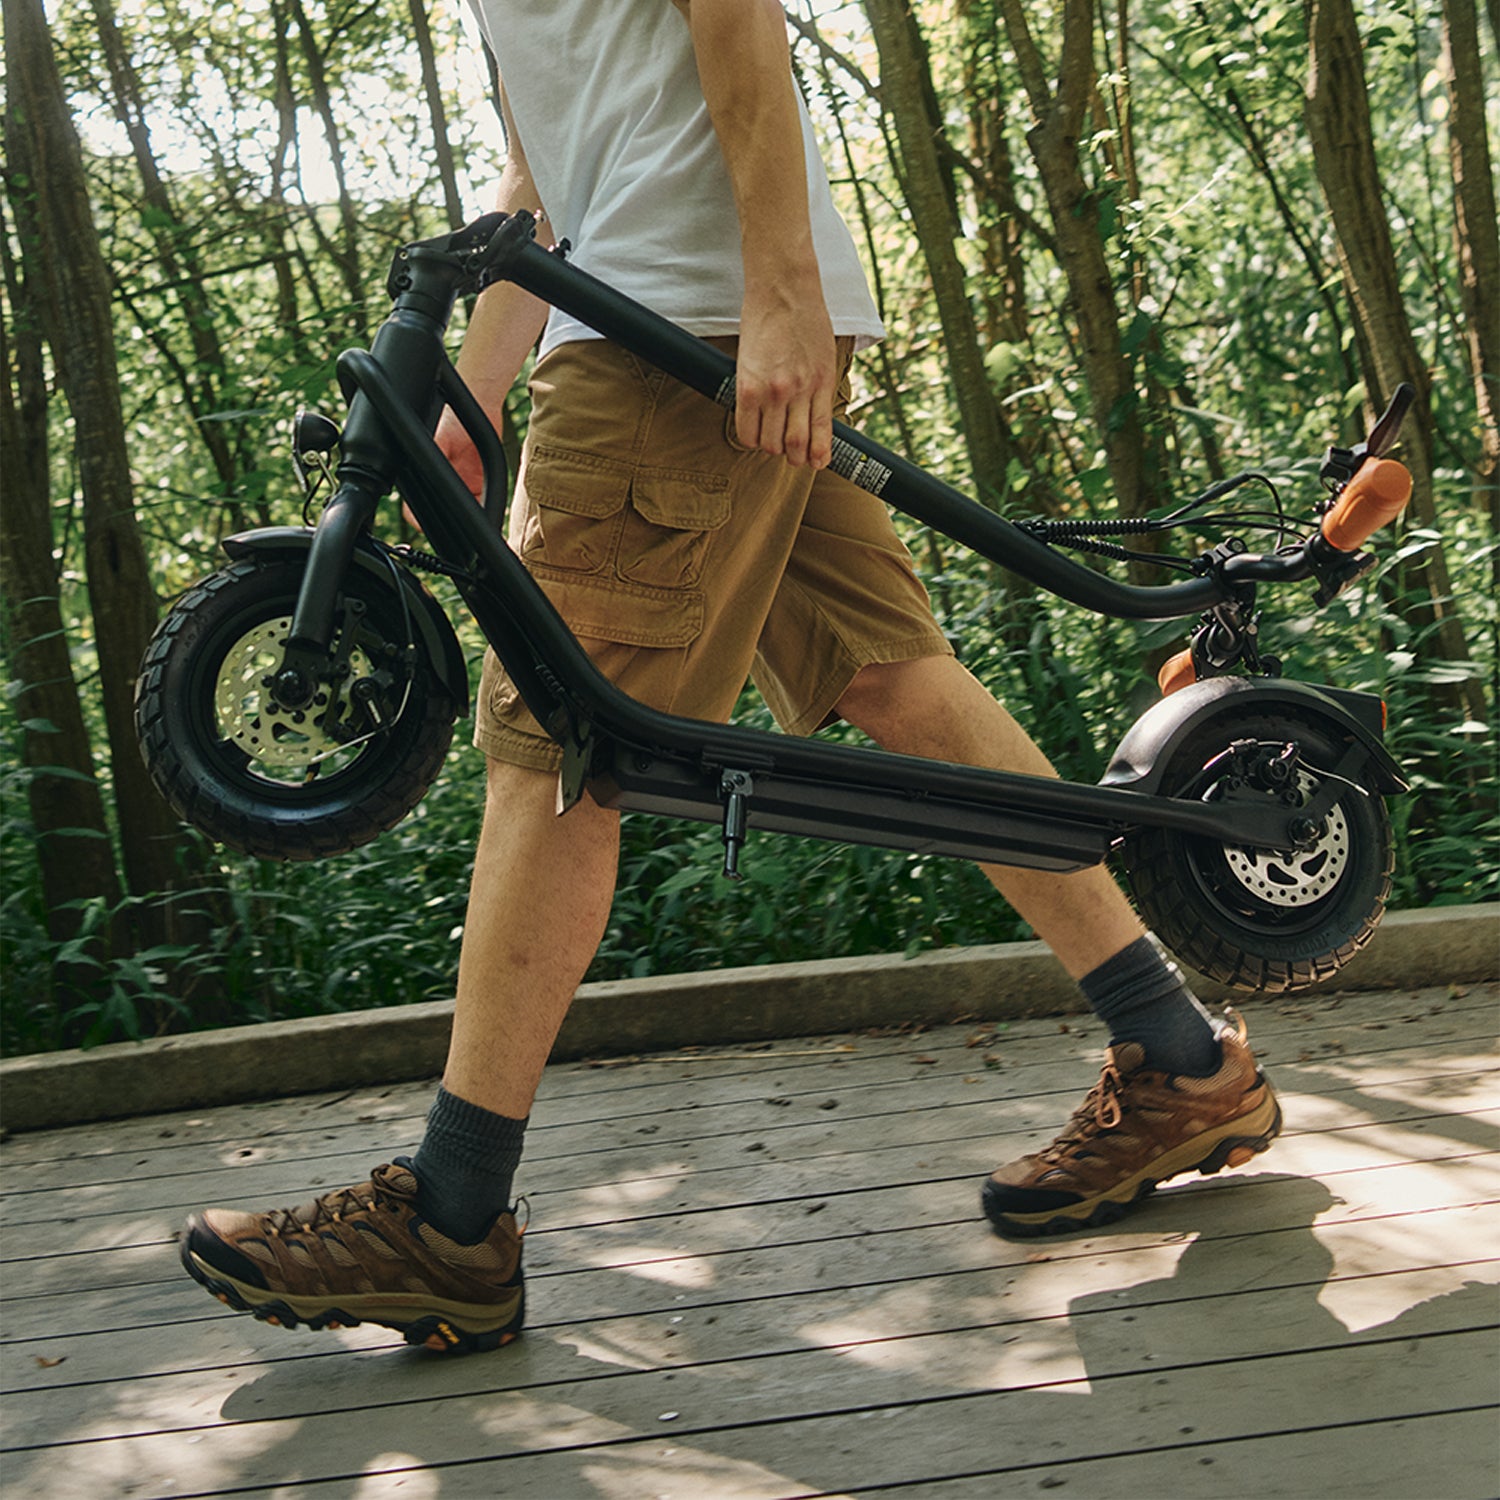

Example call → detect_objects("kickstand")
718 769 754 880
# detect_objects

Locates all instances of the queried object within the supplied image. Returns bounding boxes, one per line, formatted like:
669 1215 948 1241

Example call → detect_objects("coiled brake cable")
1017 471 1295 574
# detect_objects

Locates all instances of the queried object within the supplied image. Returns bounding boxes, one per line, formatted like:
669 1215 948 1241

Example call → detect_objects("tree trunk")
864 0 1015 504
1441 0 1500 593
1188 0 1359 402
1304 0 1486 726
409 0 465 231
0 208 123 959
996 0 1163 520
4 0 214 943
88 0 244 497
288 0 367 326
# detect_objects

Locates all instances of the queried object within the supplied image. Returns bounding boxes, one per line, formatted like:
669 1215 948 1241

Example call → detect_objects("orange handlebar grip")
1158 649 1196 696
1320 458 1412 552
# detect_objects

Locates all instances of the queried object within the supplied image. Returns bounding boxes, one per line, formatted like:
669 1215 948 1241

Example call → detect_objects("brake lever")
1319 381 1415 486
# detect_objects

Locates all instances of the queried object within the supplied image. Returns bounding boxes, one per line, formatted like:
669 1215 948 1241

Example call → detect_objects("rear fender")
221 527 469 714
1102 677 1407 796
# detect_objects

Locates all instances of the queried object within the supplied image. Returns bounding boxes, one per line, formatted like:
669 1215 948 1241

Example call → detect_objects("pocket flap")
525 445 633 518
530 565 705 649
629 468 732 532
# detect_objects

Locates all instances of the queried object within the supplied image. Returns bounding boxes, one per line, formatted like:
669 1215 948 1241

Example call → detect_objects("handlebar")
415 213 1418 609
1319 457 1413 552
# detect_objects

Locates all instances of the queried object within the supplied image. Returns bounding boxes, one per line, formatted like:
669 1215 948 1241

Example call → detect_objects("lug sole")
180 1241 524 1354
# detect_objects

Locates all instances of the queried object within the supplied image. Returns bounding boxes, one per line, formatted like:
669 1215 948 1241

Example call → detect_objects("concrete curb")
2 904 1494 1133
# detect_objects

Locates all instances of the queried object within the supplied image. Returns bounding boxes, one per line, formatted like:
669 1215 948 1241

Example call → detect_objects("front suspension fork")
275 247 471 708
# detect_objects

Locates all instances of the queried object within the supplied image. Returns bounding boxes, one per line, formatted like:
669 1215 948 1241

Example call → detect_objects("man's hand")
735 279 837 469
435 405 489 501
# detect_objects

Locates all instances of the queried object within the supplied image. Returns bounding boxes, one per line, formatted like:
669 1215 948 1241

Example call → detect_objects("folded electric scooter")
136 213 1415 993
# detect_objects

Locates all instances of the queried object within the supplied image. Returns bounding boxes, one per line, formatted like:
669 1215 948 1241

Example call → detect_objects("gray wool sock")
409 1087 528 1244
1080 936 1222 1077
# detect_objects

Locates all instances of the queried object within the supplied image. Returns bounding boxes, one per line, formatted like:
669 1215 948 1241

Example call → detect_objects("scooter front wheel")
1121 711 1393 992
136 555 459 860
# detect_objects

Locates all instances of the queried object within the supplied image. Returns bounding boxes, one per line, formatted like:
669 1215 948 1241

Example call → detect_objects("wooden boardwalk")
1 982 1496 1499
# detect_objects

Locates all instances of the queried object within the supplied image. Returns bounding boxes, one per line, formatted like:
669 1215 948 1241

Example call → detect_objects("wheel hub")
214 616 372 770
1222 769 1349 908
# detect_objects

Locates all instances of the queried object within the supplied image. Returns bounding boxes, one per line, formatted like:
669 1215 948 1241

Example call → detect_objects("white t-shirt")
462 0 884 359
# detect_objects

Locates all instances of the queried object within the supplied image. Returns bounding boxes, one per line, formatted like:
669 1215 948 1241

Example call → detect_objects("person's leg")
833 653 1146 974
177 336 819 1351
444 756 620 1119
406 755 619 1242
834 654 1280 1237
176 757 612 1354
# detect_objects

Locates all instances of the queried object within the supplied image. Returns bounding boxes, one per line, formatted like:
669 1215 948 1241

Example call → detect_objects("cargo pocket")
526 567 706 650
619 467 732 591
517 445 631 575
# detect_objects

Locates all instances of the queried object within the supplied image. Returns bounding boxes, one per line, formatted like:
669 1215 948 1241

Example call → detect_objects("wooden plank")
4 1036 1495 1259
5 1047 1494 1237
5 1211 1493 1445
5 1009 1496 1205
4 1041 1495 1291
844 1408 1500 1500
0 1320 1491 1499
1 982 1488 1169
4 1005 1494 1227
4 1161 1494 1385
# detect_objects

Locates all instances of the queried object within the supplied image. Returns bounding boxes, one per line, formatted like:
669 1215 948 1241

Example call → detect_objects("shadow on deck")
2 983 1496 1499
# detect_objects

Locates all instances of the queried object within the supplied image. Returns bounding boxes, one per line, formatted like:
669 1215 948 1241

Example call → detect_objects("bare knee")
835 655 1056 776
835 656 974 748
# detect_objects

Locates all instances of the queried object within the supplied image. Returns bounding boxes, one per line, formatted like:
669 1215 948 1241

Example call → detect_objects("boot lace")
1040 1058 1125 1161
266 1164 410 1236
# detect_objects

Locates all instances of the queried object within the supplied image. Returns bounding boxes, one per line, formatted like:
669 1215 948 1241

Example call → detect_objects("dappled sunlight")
350 1455 443 1497
577 1169 696 1211
1313 1198 1500 1333
559 1332 666 1372
797 1311 1092 1389
792 1266 1107 1390
1321 1151 1500 1220
578 1247 720 1288
475 1393 638 1451
8 990 1493 1494
1287 1052 1500 1097
1316 1262 1498 1334
1274 1117 1492 1178
577 1445 815 1499
3 1414 301 1499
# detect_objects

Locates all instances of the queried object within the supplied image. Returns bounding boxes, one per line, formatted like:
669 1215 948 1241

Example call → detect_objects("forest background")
2 0 1496 1054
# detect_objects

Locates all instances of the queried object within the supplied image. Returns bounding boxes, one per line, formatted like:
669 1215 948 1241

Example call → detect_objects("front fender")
221 527 470 715
1101 677 1407 796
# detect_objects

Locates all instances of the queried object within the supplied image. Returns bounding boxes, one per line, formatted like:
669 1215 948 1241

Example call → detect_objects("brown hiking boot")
982 1013 1281 1239
179 1162 524 1353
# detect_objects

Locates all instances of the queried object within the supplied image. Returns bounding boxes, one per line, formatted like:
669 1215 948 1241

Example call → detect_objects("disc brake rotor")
1222 768 1349 908
214 615 373 770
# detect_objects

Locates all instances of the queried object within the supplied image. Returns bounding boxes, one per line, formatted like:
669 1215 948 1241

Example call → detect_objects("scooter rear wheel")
136 555 459 860
1121 710 1393 992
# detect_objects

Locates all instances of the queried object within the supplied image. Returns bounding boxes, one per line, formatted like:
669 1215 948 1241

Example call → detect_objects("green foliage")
2 0 1495 1053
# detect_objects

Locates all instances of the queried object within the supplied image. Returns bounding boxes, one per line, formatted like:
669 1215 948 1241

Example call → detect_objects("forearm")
452 158 553 405
437 88 551 494
683 0 821 298
682 0 835 466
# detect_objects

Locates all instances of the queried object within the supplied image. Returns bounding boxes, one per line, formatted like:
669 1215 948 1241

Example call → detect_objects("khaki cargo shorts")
474 336 953 772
